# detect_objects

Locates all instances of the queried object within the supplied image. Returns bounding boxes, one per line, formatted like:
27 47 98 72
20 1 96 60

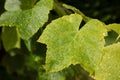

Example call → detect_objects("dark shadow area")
59 0 120 24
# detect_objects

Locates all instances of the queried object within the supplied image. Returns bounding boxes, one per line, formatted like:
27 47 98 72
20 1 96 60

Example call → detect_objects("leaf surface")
38 14 107 74
5 0 37 11
2 27 20 51
106 23 120 34
95 43 120 80
0 0 53 39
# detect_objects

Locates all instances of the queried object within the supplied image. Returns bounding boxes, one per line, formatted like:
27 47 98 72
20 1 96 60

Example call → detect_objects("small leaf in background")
95 42 120 80
24 39 32 51
105 31 118 46
38 14 107 74
2 27 20 51
39 72 66 80
0 0 53 40
106 23 120 34
47 72 66 80
39 71 65 80
24 54 41 70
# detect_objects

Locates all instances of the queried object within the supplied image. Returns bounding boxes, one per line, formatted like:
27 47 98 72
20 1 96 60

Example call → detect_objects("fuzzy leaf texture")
0 0 53 39
38 14 107 74
95 43 120 80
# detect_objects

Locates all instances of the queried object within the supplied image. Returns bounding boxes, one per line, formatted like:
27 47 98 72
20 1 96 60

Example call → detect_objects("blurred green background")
59 0 120 24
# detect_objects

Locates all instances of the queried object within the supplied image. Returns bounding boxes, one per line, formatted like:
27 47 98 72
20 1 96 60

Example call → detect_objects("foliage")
0 0 120 80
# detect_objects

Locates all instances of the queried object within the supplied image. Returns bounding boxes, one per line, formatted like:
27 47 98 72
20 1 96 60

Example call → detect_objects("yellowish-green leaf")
95 42 120 80
2 27 20 51
38 14 107 74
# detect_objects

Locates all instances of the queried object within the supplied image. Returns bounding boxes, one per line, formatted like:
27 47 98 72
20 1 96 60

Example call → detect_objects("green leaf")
5 0 37 11
105 31 118 46
47 72 66 80
38 14 107 74
0 0 53 39
106 23 120 34
2 27 20 51
24 54 41 70
24 39 32 51
95 43 120 80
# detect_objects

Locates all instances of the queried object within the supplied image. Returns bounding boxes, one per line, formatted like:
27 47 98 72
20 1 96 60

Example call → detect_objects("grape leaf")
2 27 20 51
38 14 107 74
0 0 53 40
5 0 37 11
95 42 120 80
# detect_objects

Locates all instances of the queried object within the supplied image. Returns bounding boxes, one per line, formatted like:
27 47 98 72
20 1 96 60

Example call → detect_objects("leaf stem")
63 4 92 22
53 0 67 16
115 35 120 42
